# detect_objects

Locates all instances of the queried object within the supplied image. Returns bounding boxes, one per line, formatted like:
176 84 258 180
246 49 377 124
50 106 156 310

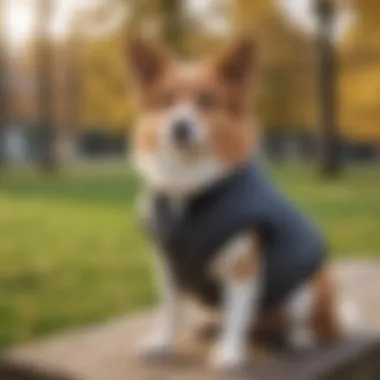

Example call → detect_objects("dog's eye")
157 92 176 108
197 92 217 110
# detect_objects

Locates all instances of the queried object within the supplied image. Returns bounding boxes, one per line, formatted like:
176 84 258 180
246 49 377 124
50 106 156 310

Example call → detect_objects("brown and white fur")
127 37 359 371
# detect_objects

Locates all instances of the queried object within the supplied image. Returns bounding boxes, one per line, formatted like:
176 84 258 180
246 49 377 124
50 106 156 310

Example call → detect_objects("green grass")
0 164 379 349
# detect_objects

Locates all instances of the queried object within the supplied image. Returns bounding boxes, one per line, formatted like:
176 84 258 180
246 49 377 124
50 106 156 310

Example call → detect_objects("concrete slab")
4 261 380 380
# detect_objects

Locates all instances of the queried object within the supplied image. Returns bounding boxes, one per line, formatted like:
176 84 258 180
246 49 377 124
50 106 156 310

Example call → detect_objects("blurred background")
0 0 379 350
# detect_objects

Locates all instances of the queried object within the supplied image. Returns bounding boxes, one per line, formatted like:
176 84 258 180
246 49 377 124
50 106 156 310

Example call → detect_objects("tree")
232 0 272 32
80 0 185 130
161 0 183 54
35 0 57 173
232 2 318 133
258 11 317 132
315 0 341 178
0 2 8 167
338 0 380 142
82 36 131 130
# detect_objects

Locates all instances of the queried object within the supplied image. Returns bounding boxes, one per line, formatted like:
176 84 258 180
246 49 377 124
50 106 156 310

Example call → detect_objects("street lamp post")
315 0 341 178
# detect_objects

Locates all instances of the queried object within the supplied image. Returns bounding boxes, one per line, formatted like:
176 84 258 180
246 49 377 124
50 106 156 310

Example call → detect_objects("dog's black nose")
172 119 192 144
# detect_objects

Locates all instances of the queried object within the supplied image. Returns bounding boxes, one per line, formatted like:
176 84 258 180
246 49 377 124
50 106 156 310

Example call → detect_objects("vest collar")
152 160 257 222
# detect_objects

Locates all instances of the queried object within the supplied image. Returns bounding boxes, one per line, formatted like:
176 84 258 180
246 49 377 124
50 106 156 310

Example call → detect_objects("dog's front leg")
138 251 182 360
210 232 261 371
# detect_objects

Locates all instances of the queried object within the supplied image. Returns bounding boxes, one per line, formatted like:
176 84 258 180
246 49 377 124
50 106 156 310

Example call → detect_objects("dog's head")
128 37 258 195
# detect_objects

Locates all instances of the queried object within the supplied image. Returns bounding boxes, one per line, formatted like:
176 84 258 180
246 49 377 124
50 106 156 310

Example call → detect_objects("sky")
5 0 72 48
280 0 315 30
279 0 354 38
4 0 130 50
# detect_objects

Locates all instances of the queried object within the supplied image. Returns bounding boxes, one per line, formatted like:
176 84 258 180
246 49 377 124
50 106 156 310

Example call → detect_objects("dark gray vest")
146 163 326 312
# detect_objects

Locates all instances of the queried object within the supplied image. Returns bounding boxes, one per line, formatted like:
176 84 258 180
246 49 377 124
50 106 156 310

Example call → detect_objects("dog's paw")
209 344 247 372
136 332 173 362
288 327 316 350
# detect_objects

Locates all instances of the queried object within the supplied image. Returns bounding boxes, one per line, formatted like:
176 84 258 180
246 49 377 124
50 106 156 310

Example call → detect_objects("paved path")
5 261 380 380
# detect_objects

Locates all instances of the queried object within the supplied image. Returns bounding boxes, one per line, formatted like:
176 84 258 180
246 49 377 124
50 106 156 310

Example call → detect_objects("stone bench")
4 262 380 380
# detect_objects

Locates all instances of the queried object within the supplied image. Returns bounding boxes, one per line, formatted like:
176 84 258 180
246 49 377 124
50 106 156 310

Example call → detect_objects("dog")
127 36 358 371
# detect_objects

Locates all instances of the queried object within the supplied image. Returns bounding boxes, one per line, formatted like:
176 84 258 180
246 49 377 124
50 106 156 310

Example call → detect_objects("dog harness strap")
146 163 326 311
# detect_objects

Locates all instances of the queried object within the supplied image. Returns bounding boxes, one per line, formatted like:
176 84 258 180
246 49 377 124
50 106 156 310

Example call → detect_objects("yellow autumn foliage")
81 34 132 130
79 0 380 142
338 0 380 141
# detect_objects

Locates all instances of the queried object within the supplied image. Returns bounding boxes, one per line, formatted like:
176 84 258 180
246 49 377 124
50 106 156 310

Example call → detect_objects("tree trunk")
0 3 8 168
129 0 183 54
36 0 57 173
315 0 342 178
161 0 183 55
58 20 82 164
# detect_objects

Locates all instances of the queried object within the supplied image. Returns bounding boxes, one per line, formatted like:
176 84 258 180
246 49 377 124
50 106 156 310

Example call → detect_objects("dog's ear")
215 36 257 87
127 38 170 87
